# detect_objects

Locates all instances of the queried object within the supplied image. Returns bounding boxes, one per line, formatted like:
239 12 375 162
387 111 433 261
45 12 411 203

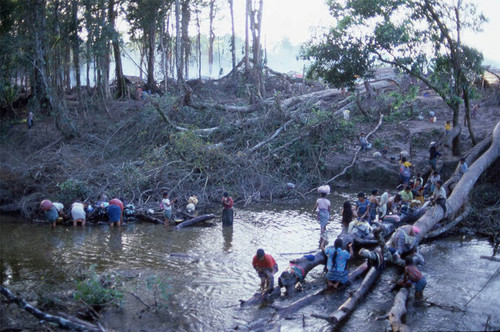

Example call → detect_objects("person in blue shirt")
321 238 354 289
356 192 370 221
459 158 468 178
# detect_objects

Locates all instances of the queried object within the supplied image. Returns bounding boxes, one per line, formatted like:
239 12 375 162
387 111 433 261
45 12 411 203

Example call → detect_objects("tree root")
424 203 472 239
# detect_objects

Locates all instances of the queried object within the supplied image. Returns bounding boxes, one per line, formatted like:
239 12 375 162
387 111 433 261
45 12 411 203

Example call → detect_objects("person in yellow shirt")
399 157 412 185
444 121 452 135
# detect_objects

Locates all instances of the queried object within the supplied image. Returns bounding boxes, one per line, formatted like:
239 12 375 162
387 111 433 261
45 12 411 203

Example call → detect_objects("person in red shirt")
221 192 234 226
252 249 279 291
109 198 124 226
397 256 427 300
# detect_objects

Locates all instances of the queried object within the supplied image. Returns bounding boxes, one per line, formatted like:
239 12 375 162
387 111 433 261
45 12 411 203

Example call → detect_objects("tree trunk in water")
229 0 236 76
108 0 126 98
175 214 217 229
462 88 477 145
389 287 410 332
208 0 215 76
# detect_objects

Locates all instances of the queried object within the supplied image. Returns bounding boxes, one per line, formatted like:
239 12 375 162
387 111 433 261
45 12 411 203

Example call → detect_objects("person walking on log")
221 192 234 226
314 188 331 235
321 238 354 289
431 180 447 218
397 256 427 300
252 249 278 292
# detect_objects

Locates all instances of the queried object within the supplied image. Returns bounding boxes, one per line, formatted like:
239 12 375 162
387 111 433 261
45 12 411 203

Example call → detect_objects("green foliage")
373 138 385 150
74 265 123 307
169 131 225 172
144 275 171 308
56 178 91 204
379 85 419 121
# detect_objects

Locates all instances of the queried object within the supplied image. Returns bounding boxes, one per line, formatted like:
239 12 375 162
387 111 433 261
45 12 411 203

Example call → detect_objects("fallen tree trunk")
424 203 472 239
388 287 410 332
134 213 164 224
327 266 380 325
0 286 100 331
175 214 217 229
278 251 326 295
239 286 281 307
415 121 500 241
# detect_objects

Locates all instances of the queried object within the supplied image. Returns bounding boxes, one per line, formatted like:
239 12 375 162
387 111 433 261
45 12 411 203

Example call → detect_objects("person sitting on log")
430 180 447 218
412 179 425 205
378 189 390 220
252 249 279 292
347 217 374 239
399 185 414 216
321 238 353 289
388 225 420 261
221 192 234 226
397 256 427 300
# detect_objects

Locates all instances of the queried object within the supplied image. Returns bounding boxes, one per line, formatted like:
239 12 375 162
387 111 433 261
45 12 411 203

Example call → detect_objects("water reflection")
222 226 233 252
109 228 123 252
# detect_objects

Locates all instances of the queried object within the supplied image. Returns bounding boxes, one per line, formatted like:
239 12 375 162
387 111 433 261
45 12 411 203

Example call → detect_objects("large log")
328 266 380 325
0 286 100 331
278 251 326 295
134 213 164 224
415 121 500 242
388 287 410 332
175 214 217 229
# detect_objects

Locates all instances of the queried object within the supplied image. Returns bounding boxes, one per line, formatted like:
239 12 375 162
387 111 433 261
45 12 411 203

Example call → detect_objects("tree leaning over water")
302 0 485 155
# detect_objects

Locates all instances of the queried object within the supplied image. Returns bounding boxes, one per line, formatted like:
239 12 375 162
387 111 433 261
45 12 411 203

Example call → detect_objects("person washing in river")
356 192 370 222
221 192 234 226
71 200 86 226
252 249 278 292
313 186 331 235
321 238 354 289
397 256 427 300
40 200 64 227
341 201 356 232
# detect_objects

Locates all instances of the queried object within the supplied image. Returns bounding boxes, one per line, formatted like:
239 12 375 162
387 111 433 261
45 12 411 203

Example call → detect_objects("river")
1 193 499 331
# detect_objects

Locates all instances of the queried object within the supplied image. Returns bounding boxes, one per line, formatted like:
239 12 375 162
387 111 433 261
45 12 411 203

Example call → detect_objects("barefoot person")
431 180 447 217
107 198 124 227
40 200 64 227
161 192 175 225
221 192 234 226
322 238 353 289
313 189 331 235
71 200 86 226
252 249 278 291
397 256 427 300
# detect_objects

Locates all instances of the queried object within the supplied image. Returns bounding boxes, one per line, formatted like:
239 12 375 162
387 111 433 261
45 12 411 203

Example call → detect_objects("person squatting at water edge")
397 256 427 300
252 249 278 292
222 192 234 226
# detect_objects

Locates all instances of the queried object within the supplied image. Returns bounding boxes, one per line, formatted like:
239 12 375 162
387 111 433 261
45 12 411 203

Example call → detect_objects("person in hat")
388 225 420 261
221 192 234 226
252 249 278 291
313 190 331 235
321 238 354 289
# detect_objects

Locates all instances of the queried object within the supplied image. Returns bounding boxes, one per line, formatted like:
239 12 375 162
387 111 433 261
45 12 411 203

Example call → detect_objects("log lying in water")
175 214 217 229
0 286 101 331
278 251 326 295
239 286 281 307
134 213 164 224
388 287 410 332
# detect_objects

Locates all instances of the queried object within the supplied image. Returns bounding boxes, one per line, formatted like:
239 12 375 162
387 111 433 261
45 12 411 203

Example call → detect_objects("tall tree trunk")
108 0 126 98
146 26 156 92
244 0 250 74
462 88 477 145
195 10 201 79
208 0 215 76
228 0 236 76
175 0 183 87
181 0 190 80
248 0 264 101
451 104 461 155
160 16 168 91
70 0 81 98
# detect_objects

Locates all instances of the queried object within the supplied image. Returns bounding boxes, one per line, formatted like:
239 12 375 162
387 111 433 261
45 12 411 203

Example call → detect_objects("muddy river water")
1 193 499 331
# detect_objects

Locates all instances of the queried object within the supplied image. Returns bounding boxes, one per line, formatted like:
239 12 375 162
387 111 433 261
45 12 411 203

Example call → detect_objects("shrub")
74 265 123 308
